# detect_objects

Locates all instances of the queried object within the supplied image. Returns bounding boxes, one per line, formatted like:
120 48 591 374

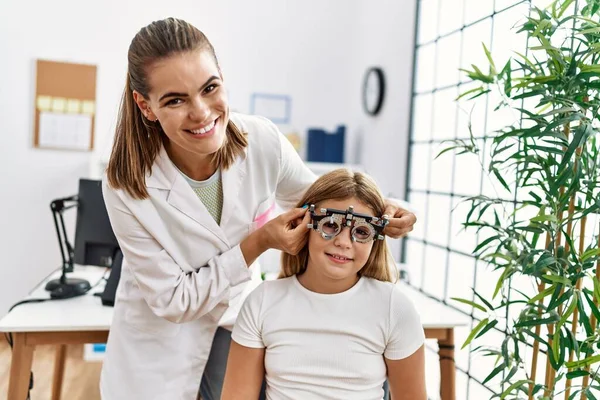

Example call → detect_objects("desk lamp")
45 195 91 298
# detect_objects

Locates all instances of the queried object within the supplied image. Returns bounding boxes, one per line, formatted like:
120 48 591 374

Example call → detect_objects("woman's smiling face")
134 49 229 165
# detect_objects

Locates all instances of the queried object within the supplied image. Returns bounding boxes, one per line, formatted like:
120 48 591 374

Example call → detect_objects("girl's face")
133 49 229 166
305 196 376 285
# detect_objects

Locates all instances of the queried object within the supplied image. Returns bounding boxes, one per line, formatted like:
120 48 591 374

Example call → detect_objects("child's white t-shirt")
231 275 425 400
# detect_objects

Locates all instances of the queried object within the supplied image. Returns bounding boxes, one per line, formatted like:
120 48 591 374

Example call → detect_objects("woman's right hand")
240 207 310 267
259 207 310 255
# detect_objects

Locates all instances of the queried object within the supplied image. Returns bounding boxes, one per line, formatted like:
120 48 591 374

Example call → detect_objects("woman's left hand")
382 199 417 238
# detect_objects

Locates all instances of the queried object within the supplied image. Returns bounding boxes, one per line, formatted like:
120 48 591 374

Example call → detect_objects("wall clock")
362 67 385 116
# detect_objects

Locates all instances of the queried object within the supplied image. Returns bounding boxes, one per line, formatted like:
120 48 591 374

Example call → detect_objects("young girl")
222 169 427 400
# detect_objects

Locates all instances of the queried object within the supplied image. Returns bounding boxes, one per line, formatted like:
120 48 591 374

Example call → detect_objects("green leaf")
557 124 592 175
563 328 579 361
451 297 487 312
566 353 600 368
542 113 585 137
483 361 505 385
493 266 513 299
456 86 487 101
540 106 577 117
503 365 519 384
530 214 558 223
528 284 556 304
529 191 542 202
542 274 572 286
551 166 573 194
473 289 493 310
583 290 600 322
514 316 559 328
531 232 540 248
593 276 600 304
577 293 593 336
435 145 460 160
474 235 500 253
499 379 531 399
483 252 513 263
548 288 572 311
548 332 561 370
513 51 539 72
492 168 512 192
512 89 546 100
558 0 576 18
515 226 545 234
462 318 489 349
557 296 578 331
528 145 565 156
501 335 510 362
482 42 497 75
586 388 599 400
536 253 558 270
581 248 600 262
521 329 549 347
552 327 564 367
501 60 512 96
476 319 498 339
566 369 589 379
579 26 600 34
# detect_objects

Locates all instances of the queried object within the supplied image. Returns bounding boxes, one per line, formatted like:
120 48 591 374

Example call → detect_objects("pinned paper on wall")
51 97 66 113
39 112 92 150
250 93 291 124
36 96 52 111
81 100 95 115
33 59 97 151
66 99 81 114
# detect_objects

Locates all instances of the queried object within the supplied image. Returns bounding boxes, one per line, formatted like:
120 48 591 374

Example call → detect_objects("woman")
101 17 417 400
223 169 427 400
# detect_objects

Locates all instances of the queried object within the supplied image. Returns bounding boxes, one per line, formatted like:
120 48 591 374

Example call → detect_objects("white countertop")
0 265 467 333
0 266 112 332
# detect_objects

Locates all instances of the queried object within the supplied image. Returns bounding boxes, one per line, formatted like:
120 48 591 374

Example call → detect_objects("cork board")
33 59 97 151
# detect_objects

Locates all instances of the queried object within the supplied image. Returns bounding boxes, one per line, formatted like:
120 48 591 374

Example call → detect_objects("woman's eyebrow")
158 91 187 102
158 76 220 102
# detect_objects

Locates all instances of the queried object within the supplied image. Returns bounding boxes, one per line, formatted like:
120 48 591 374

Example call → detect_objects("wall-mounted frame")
250 93 292 124
34 59 97 151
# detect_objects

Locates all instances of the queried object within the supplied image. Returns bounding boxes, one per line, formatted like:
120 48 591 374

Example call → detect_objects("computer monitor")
73 179 119 267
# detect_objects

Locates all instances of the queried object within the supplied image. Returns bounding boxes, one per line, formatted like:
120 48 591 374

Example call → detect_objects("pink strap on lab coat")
253 202 276 229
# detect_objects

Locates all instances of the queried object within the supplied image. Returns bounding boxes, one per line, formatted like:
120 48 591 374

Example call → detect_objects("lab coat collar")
145 145 247 243
145 146 172 190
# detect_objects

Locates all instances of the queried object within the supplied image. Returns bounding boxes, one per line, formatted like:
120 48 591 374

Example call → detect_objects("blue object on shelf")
93 343 106 352
307 125 345 163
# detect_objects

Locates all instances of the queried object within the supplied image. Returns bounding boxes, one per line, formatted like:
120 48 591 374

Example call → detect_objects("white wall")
0 0 417 314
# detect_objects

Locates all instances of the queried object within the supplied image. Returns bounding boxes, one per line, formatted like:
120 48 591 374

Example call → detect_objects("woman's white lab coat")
99 113 315 400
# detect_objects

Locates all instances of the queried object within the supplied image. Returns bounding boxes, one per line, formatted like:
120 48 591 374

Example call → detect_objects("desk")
0 267 110 400
1 268 467 400
399 282 468 400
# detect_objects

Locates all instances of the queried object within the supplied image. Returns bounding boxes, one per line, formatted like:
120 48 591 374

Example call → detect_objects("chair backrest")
100 249 122 307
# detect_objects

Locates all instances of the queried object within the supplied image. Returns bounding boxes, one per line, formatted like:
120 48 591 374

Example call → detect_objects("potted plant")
439 0 600 398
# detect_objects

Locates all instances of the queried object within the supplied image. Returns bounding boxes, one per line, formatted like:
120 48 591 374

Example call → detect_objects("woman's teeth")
189 120 216 135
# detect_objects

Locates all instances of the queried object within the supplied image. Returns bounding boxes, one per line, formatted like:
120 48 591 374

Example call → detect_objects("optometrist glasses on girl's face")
306 204 389 243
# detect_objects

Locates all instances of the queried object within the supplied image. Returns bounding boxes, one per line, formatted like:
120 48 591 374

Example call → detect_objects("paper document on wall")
38 111 92 150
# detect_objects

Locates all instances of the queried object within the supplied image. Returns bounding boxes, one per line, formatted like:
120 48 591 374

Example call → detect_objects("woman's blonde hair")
280 169 397 283
106 17 247 199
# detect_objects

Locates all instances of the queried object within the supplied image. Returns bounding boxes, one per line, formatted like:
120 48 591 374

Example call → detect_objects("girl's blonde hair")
280 169 397 283
106 17 247 199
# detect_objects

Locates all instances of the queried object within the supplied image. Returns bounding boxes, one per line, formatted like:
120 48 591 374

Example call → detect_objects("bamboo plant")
438 0 600 398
